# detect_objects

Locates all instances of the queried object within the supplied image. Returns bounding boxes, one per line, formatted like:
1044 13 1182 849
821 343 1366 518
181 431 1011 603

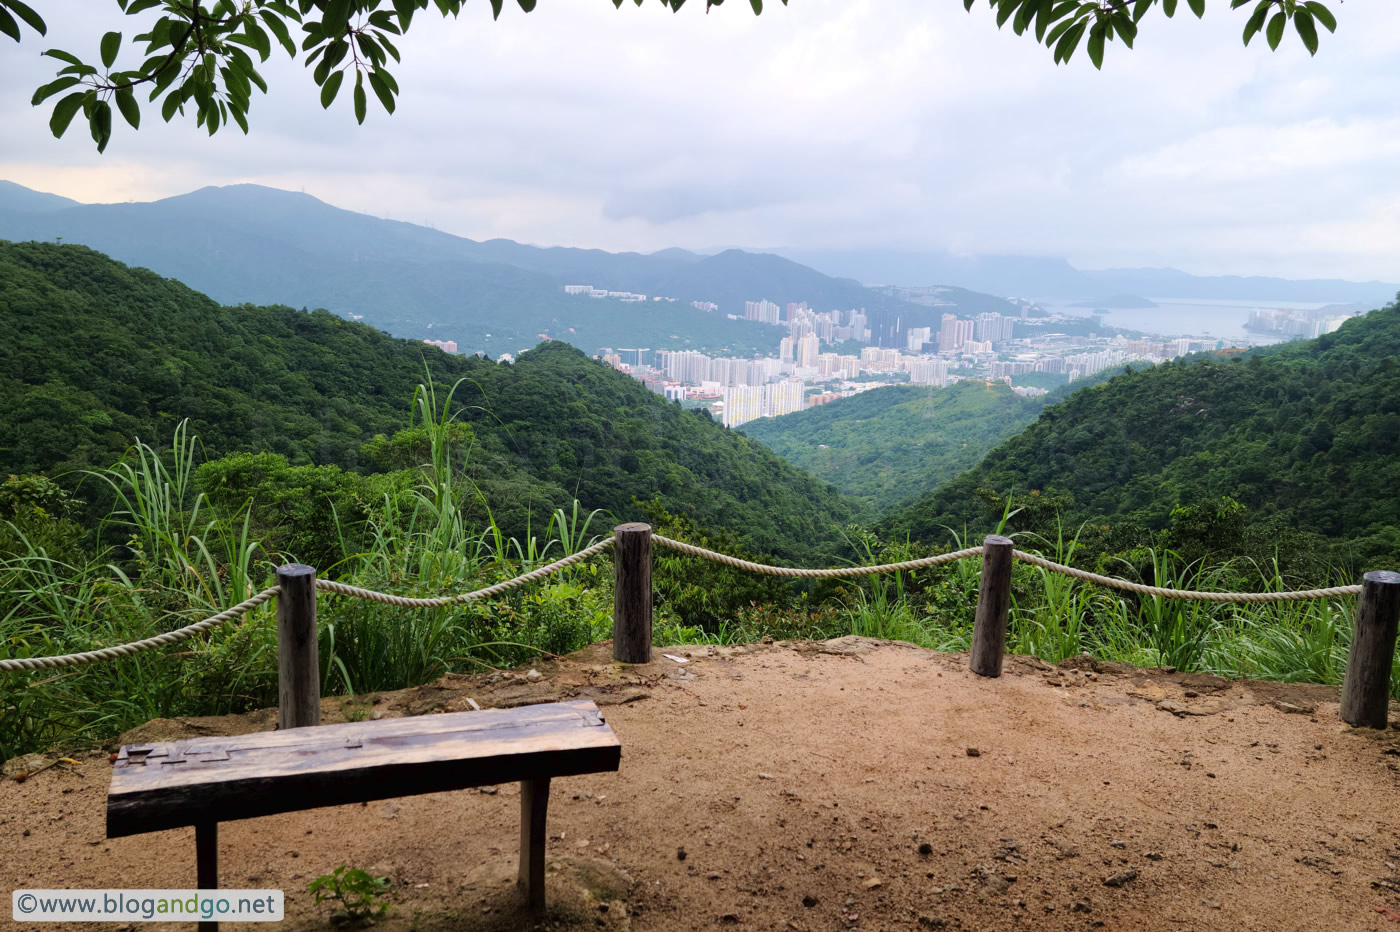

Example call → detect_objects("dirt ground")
5 638 1400 932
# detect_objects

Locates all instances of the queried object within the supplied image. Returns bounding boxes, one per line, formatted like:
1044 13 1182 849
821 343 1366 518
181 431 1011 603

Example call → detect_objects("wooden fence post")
970 535 1014 678
1340 570 1400 729
276 563 320 730
613 523 653 664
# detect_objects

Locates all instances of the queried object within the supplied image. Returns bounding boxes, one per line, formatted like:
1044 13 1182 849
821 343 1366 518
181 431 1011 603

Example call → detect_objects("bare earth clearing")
5 638 1400 931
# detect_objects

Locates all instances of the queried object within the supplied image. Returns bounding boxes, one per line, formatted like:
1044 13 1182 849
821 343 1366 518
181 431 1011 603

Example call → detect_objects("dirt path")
5 638 1400 931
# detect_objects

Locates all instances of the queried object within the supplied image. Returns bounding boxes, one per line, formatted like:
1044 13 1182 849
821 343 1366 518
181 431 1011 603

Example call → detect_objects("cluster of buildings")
1246 305 1359 338
423 338 458 353
564 285 675 304
596 296 1235 427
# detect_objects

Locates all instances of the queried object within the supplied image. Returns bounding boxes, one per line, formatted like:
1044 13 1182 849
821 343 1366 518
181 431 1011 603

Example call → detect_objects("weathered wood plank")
107 701 620 838
518 778 550 910
116 699 603 757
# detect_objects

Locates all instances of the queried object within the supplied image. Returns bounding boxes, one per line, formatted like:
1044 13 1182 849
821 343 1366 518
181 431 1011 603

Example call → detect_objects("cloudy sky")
1 0 1397 280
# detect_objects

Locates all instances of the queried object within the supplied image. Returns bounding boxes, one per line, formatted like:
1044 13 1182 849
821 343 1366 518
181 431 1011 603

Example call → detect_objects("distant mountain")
883 302 1400 569
0 241 862 560
777 248 1399 305
0 182 1000 354
740 381 1046 508
0 180 81 213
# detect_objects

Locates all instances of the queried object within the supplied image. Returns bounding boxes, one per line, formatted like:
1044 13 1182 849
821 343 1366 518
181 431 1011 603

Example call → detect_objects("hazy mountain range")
0 181 1005 353
776 248 1399 305
2 180 1394 359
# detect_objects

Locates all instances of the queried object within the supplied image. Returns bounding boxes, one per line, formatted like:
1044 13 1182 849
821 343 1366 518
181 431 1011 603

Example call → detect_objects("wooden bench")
106 699 621 929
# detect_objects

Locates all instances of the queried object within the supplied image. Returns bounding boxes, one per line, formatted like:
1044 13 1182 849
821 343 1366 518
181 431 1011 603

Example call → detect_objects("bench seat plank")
108 700 620 838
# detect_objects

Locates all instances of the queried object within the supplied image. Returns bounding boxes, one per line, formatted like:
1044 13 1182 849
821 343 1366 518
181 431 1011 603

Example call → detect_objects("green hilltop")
739 381 1046 509
0 241 860 560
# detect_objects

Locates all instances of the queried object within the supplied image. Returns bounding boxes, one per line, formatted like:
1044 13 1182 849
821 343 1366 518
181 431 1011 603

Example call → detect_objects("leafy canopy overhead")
5 0 1334 153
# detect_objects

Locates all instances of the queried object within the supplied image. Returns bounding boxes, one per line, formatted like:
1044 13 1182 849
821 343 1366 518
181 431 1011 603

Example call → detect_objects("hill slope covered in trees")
0 241 861 559
740 381 1045 508
885 300 1400 568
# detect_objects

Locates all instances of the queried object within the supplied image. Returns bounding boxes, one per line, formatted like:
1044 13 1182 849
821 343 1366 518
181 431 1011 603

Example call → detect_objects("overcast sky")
1 0 1398 280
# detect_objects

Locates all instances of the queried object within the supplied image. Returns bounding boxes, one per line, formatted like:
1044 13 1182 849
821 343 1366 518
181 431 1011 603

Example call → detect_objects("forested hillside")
886 299 1400 568
740 381 1045 507
0 242 860 559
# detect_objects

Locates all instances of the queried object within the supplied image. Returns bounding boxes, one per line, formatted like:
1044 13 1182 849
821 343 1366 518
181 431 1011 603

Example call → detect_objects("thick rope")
1011 550 1362 602
1 531 1365 674
314 537 616 607
651 535 985 578
0 587 281 672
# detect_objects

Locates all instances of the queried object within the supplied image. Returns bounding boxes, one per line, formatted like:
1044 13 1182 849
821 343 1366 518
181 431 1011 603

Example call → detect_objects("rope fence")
652 534 985 578
3 523 1397 728
0 587 281 672
314 537 615 607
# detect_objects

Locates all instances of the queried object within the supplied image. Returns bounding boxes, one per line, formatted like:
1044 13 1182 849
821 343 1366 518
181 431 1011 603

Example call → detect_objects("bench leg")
518 778 551 911
196 821 218 932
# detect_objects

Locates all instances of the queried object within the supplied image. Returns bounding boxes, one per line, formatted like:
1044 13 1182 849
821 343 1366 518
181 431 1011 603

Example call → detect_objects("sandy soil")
5 638 1400 932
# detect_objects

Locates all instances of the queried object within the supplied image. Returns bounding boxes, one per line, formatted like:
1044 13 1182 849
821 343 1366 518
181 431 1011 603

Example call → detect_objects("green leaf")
244 20 272 60
48 90 87 137
1303 1 1335 32
125 0 163 14
367 10 400 33
322 0 352 35
1186 0 1204 17
367 68 395 113
43 47 84 66
1053 20 1086 63
320 68 344 108
1293 9 1318 54
353 69 366 123
229 102 249 133
100 31 121 69
1131 0 1152 20
377 32 400 62
89 99 112 152
1162 0 1177 17
1242 0 1269 44
5 0 44 34
1265 9 1285 49
1087 21 1105 68
749 0 760 12
160 88 181 121
995 0 1025 29
1111 10 1135 47
0 7 20 42
392 0 416 30
31 75 81 105
115 86 140 128
490 0 503 18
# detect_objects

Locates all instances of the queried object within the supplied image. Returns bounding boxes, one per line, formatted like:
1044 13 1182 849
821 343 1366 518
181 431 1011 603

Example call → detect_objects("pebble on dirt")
966 748 981 757
1103 869 1138 887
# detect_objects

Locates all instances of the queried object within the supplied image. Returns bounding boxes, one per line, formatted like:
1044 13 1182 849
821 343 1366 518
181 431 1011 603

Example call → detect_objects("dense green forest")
886 299 1400 570
739 381 1045 507
0 241 860 561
